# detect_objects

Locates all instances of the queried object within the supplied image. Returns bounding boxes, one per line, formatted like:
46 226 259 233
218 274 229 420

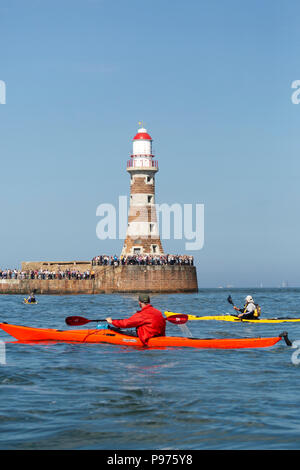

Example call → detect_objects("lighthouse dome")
133 128 152 141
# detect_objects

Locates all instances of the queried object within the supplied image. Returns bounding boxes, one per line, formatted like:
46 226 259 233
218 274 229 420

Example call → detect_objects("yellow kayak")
23 298 38 305
165 311 300 324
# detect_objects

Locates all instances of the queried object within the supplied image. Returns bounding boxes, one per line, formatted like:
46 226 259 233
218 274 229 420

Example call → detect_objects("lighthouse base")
0 265 198 294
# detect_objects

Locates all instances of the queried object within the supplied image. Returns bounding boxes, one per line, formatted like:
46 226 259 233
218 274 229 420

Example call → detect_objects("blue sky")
1 0 300 287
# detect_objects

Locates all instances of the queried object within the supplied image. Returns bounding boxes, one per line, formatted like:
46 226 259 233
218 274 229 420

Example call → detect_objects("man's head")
138 294 150 307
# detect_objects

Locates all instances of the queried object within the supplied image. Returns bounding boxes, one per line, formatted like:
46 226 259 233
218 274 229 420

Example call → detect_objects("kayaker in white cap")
233 295 261 319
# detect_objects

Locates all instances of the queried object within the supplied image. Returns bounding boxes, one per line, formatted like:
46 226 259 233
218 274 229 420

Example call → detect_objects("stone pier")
0 265 198 295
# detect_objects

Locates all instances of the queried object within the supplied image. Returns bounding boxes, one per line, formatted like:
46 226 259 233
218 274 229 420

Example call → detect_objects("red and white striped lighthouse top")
133 128 152 141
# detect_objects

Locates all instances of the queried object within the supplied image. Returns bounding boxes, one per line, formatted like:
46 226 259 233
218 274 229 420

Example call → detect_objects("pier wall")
0 265 198 295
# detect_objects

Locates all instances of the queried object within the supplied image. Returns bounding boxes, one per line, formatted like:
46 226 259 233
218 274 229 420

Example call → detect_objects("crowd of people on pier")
91 254 194 266
0 254 194 281
0 269 95 281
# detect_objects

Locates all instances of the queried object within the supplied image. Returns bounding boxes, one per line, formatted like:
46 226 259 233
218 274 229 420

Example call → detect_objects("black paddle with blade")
65 313 189 327
227 295 239 317
65 316 107 326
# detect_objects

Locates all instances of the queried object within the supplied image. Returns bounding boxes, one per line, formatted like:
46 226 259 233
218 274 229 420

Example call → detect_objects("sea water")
0 288 300 450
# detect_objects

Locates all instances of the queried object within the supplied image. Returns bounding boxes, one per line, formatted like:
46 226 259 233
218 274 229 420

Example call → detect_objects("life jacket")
254 304 261 317
243 303 261 318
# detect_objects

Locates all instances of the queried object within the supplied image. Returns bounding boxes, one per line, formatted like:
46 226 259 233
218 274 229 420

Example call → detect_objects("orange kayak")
0 322 290 349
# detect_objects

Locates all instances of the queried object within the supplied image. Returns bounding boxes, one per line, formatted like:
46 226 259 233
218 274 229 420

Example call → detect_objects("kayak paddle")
65 313 189 327
66 316 107 326
227 295 239 316
166 313 189 324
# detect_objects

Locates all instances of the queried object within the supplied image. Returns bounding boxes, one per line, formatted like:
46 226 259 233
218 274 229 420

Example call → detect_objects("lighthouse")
20 124 198 293
121 126 164 256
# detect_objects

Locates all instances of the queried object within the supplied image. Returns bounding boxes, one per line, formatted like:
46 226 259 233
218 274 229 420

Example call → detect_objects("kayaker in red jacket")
106 294 166 346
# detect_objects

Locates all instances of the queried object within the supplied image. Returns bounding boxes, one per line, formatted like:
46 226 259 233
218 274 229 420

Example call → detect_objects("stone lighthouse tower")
121 126 164 256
